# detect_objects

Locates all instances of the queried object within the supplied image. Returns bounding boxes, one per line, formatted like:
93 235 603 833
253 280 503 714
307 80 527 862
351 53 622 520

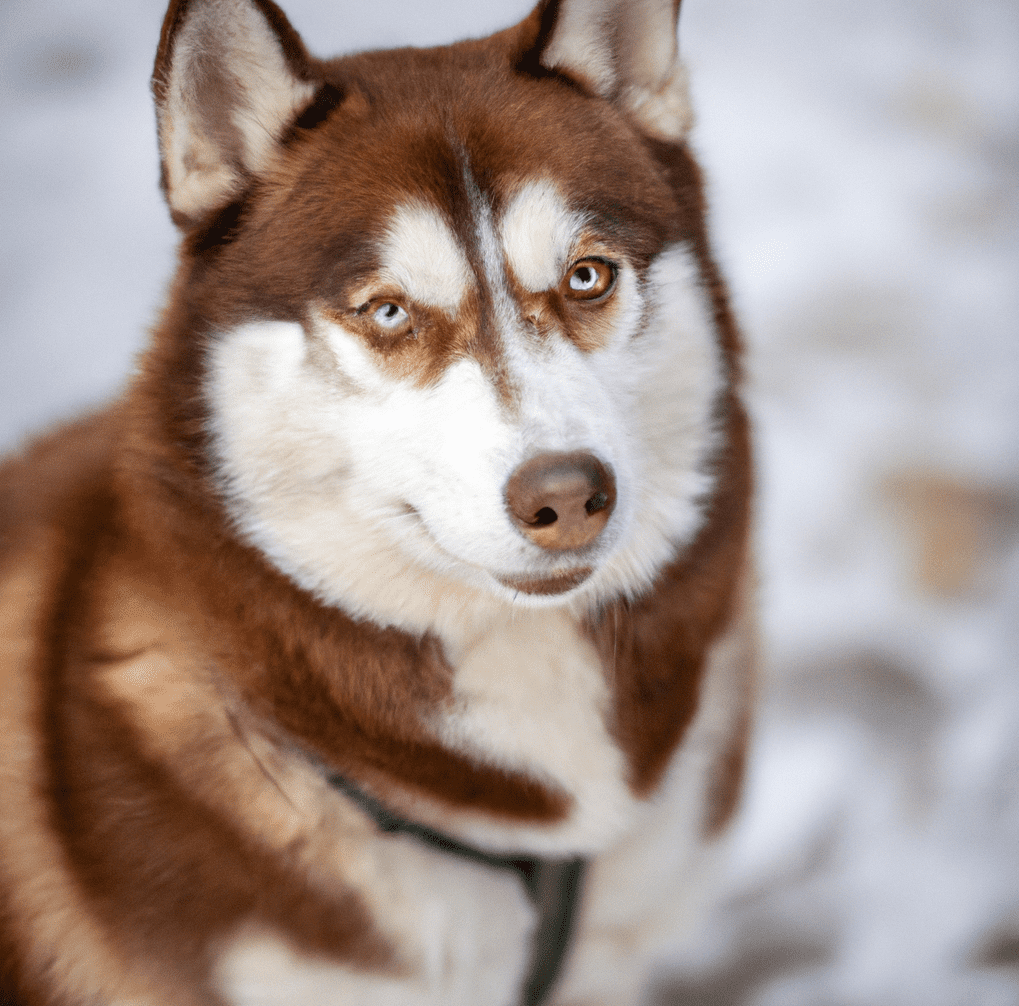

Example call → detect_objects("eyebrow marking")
499 180 586 293
378 202 473 312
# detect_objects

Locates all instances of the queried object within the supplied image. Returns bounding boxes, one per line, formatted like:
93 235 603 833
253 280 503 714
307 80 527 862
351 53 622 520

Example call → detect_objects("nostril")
532 507 558 526
504 450 616 552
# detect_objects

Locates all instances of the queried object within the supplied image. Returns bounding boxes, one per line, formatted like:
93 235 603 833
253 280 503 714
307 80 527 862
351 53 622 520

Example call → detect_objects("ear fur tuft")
152 0 318 229
532 0 693 141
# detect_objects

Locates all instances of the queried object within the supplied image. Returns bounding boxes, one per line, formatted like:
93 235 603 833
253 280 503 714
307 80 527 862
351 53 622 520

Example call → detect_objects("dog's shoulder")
1 409 120 554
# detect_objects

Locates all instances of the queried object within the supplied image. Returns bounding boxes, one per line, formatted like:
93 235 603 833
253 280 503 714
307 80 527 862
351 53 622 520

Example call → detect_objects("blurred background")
1 0 1017 1002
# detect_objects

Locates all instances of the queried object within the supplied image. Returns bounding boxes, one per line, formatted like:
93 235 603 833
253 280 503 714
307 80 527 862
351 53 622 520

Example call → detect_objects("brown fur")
1 1 754 1001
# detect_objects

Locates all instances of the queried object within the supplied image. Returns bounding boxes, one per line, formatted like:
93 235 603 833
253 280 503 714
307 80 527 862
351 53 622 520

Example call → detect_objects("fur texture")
0 0 754 1003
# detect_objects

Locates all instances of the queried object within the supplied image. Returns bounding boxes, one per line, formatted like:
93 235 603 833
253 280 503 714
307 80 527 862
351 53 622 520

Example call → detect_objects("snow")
2 0 1017 1002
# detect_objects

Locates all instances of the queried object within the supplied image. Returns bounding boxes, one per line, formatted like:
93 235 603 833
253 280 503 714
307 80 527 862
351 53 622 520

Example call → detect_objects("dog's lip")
495 567 594 596
399 503 594 597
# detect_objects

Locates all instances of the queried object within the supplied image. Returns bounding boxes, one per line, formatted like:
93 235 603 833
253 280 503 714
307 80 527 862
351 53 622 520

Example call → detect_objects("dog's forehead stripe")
500 181 586 293
380 202 473 312
376 183 586 317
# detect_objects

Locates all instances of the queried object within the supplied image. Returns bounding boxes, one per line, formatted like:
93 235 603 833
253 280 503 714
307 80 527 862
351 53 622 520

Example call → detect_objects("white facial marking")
208 236 720 627
587 243 724 601
499 180 586 292
379 203 473 312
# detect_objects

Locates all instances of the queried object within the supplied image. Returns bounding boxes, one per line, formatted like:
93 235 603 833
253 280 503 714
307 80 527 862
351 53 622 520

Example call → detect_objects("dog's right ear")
152 0 320 229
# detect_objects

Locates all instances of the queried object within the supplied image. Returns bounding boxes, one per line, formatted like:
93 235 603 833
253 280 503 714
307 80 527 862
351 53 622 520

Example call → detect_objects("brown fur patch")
319 290 490 390
0 417 212 1005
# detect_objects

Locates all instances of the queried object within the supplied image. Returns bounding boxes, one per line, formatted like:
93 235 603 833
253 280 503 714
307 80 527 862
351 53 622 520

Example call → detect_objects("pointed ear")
527 0 692 141
152 0 320 228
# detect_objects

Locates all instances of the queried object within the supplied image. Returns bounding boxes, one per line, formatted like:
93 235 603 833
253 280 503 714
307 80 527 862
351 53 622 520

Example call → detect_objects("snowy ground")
2 0 1017 1003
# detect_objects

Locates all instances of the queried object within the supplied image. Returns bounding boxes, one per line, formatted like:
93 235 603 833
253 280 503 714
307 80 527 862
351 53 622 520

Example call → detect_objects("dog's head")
150 0 728 628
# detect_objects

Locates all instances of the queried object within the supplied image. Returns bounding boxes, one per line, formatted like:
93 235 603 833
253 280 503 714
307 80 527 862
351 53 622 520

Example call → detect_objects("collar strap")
326 773 586 1005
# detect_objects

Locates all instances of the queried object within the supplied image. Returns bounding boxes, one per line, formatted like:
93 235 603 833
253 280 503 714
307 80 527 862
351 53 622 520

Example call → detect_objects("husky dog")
0 0 754 1003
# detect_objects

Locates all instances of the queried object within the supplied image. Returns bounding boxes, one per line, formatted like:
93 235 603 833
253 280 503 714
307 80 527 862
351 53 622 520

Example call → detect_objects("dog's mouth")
495 567 593 596
397 502 596 597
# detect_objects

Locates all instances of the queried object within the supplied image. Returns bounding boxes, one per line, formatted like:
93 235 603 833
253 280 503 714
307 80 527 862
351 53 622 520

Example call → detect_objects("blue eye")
372 302 410 329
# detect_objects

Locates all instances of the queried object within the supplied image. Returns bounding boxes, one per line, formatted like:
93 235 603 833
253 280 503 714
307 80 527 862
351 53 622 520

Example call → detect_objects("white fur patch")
621 61 694 141
430 607 639 855
589 244 723 602
379 203 473 312
226 2 317 174
160 117 241 225
499 180 585 293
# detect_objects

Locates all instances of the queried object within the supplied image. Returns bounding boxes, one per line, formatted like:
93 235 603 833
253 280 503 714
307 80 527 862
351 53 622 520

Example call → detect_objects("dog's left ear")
152 0 320 229
524 0 692 141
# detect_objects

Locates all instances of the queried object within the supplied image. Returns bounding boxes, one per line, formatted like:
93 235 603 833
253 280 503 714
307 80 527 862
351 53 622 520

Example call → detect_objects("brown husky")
0 0 754 1002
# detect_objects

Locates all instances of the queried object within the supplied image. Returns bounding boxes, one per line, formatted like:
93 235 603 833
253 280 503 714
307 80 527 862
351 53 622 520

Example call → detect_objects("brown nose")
504 451 616 551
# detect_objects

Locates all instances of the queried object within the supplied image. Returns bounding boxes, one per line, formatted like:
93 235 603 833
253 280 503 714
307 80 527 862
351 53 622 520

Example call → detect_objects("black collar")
326 773 586 1006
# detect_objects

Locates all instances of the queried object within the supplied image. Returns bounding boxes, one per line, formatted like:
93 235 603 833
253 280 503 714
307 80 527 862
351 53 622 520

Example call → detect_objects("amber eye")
563 259 616 301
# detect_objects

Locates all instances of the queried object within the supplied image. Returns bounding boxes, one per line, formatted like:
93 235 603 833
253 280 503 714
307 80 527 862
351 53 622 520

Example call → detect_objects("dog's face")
155 0 723 630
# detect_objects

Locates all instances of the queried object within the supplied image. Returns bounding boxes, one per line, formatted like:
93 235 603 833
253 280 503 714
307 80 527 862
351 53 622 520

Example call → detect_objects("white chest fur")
432 607 639 856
